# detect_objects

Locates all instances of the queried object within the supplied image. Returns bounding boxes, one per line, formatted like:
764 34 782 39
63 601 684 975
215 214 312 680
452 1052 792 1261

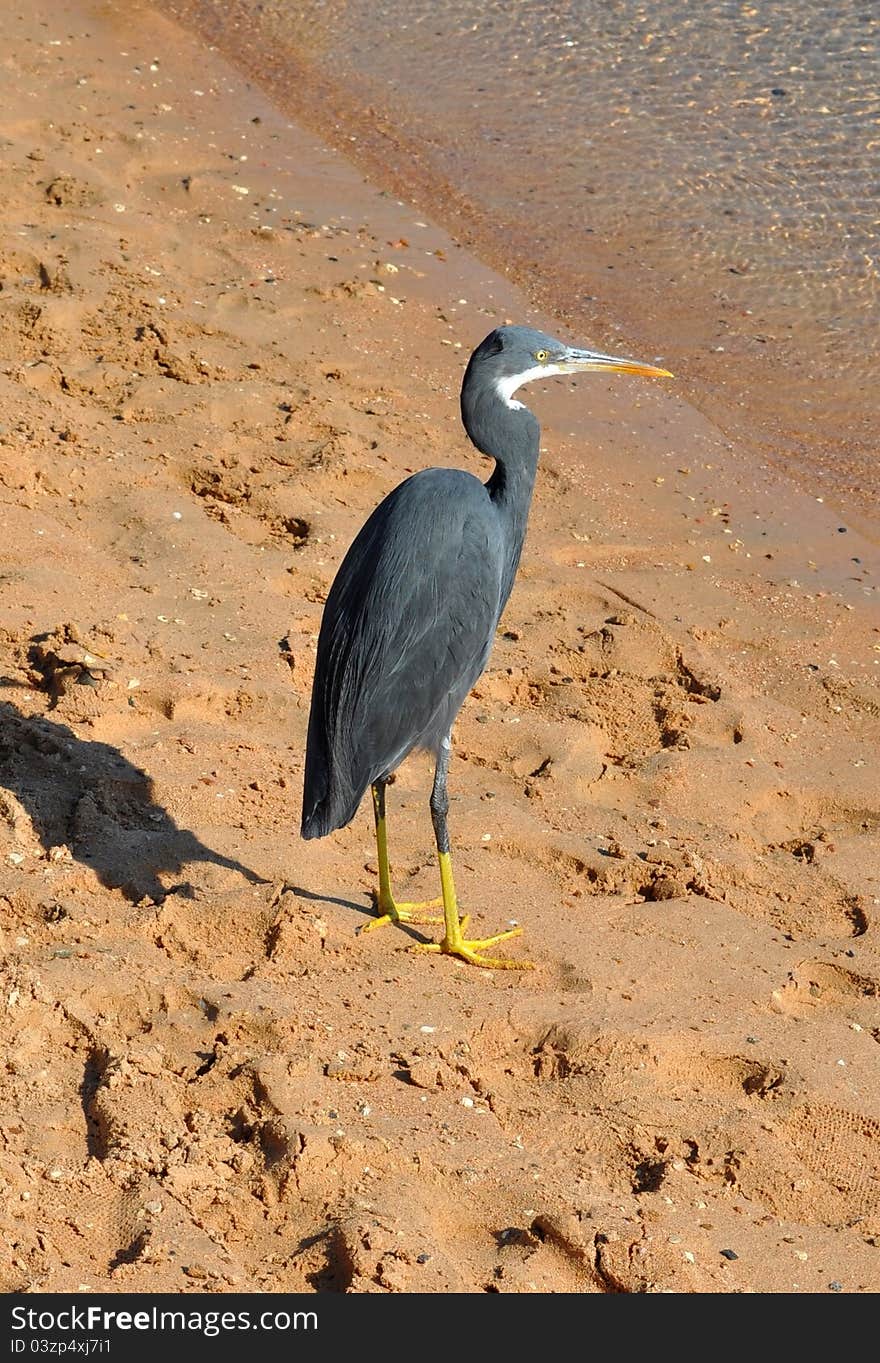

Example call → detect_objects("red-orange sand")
1 0 878 1294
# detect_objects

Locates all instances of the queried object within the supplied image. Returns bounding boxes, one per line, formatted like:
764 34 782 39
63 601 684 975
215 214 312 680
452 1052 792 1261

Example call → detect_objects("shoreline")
0 0 878 1294
158 0 880 536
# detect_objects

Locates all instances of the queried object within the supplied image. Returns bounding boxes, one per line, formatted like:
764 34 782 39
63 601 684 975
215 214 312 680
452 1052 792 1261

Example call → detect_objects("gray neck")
460 382 540 612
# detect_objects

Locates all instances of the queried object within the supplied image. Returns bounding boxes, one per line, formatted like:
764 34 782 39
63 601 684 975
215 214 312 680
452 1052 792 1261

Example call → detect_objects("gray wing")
302 468 502 837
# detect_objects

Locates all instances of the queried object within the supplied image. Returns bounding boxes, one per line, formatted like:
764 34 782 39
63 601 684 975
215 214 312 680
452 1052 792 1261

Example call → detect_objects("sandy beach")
1 0 878 1294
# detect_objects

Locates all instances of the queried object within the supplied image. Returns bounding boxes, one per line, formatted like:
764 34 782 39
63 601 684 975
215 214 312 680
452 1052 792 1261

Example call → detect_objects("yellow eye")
535 349 549 362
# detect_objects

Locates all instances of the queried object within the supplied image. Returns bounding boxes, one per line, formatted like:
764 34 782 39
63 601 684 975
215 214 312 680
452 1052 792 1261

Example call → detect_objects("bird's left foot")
360 896 444 935
413 916 534 970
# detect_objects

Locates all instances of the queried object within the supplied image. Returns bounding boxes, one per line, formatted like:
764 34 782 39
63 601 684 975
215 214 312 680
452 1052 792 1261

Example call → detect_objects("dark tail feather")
301 733 364 839
301 805 330 840
301 784 363 840
301 747 332 839
301 780 332 840
301 677 367 838
303 795 331 839
301 693 331 838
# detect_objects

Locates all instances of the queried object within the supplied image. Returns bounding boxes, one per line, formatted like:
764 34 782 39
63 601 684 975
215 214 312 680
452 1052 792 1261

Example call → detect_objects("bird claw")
360 897 444 934
360 887 532 969
413 923 533 970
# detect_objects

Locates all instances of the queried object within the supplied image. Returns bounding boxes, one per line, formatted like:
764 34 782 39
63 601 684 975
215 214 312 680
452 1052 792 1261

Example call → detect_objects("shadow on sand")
0 698 263 902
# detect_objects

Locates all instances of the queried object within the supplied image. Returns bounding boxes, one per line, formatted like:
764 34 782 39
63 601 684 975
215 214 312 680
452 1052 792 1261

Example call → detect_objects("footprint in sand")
772 957 879 1020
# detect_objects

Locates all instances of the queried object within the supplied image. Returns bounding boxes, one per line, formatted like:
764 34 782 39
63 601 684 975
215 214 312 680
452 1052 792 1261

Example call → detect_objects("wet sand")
1 0 879 1294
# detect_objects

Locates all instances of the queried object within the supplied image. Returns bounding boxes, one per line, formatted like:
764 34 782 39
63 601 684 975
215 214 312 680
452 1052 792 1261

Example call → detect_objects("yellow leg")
360 783 443 934
414 850 533 971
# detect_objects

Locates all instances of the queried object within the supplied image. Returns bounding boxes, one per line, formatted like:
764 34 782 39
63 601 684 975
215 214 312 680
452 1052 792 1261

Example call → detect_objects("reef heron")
301 325 671 967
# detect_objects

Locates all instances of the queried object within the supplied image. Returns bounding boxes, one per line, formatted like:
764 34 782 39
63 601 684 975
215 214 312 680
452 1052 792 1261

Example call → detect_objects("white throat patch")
495 363 564 410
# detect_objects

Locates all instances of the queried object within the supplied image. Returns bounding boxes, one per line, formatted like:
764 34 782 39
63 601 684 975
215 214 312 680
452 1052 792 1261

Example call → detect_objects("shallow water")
162 0 879 516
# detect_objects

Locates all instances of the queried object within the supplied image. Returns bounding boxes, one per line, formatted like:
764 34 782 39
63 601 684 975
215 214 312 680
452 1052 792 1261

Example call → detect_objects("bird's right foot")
360 895 444 934
413 915 534 969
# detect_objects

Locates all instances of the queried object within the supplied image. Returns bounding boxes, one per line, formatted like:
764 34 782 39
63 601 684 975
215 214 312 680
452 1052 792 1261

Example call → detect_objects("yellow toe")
414 925 533 970
360 897 444 934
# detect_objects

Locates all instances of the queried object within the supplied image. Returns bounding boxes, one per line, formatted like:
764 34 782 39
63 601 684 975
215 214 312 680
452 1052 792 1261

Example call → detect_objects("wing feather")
302 469 501 836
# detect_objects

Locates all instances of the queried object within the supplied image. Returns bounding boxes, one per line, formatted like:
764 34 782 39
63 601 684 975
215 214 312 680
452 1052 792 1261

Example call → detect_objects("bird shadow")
0 698 264 903
285 882 435 944
286 882 370 919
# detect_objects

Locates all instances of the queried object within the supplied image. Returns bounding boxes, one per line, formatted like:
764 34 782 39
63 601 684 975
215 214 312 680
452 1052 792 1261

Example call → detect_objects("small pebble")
720 1248 738 1261
828 1280 843 1292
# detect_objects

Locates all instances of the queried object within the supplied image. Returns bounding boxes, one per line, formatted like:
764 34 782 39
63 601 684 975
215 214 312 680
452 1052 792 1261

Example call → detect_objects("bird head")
469 324 672 409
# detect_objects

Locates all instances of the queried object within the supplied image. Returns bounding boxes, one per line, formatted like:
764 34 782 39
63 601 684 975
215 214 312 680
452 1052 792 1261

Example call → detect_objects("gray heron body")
301 325 671 967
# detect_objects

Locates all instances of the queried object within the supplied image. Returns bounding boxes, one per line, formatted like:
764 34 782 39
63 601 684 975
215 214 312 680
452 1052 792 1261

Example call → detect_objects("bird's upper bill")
556 347 673 379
